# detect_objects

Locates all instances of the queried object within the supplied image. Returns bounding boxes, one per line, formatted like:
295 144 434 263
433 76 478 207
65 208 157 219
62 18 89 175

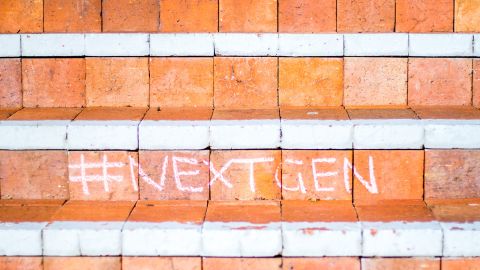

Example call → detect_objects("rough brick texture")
0 59 22 109
455 0 480 32
278 0 336 32
22 58 86 108
279 58 343 107
102 0 159 32
219 0 277 32
159 0 218 32
0 0 43 33
44 0 101 32
396 0 453 32
337 0 395 32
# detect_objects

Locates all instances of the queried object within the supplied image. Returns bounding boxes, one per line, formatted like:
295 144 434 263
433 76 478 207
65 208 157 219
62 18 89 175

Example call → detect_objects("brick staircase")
1 1 480 270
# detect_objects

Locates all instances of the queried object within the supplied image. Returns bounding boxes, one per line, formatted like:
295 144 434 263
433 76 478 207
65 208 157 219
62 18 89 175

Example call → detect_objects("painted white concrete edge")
362 221 443 257
43 221 124 256
1 33 479 56
441 221 480 257
2 119 480 149
122 221 203 256
282 222 362 256
0 34 21 57
2 221 480 256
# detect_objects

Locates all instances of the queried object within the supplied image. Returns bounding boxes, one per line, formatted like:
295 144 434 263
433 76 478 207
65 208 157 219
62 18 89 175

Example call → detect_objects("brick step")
1 0 480 34
0 199 479 257
1 33 480 57
2 256 480 270
1 107 480 150
1 149 479 201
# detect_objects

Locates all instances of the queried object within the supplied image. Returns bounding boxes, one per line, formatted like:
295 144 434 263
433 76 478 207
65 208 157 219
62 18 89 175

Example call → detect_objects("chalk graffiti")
68 153 379 196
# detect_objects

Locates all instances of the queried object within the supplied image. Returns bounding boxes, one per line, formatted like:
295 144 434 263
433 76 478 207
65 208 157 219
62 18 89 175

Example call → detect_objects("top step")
1 0 480 33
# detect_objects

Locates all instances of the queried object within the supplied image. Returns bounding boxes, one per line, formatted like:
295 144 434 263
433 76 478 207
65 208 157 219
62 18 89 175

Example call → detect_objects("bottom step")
1 256 479 270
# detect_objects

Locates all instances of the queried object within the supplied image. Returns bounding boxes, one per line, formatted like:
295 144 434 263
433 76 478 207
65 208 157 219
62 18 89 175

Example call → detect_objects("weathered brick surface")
396 0 453 32
279 58 343 107
0 257 42 270
337 0 395 32
425 150 480 200
0 59 21 109
442 258 480 269
283 258 360 270
219 0 277 32
160 0 218 32
22 58 86 107
68 151 139 201
44 257 121 270
455 0 480 32
209 150 281 200
86 58 149 107
344 58 407 106
138 151 210 200
0 151 69 200
362 258 440 270
102 0 159 32
474 60 480 108
278 0 336 32
214 57 277 109
150 57 213 108
281 150 352 200
408 58 472 106
52 200 134 221
44 0 101 32
0 0 43 33
204 258 282 270
123 257 201 270
353 150 424 204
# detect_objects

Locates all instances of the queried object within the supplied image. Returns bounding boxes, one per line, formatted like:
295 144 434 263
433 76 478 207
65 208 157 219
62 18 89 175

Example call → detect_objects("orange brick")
428 199 480 222
86 58 149 107
278 0 336 32
0 0 43 33
130 201 207 223
0 109 17 120
204 258 281 270
102 0 159 32
8 107 81 120
344 58 407 106
0 59 21 109
353 150 424 204
219 0 277 32
52 200 134 221
282 200 358 222
283 257 360 270
0 257 42 270
281 150 352 200
425 150 480 200
0 203 61 222
279 58 343 107
356 200 435 222
206 201 281 223
214 57 277 109
455 0 480 32
75 107 147 121
474 60 480 108
396 0 453 32
150 58 213 108
0 151 69 200
138 151 210 200
413 106 480 120
442 258 480 269
44 257 121 270
348 108 417 120
159 0 218 32
123 257 201 270
210 150 281 200
68 151 139 201
337 0 395 32
23 58 85 107
44 0 101 32
408 58 472 106
362 258 440 270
